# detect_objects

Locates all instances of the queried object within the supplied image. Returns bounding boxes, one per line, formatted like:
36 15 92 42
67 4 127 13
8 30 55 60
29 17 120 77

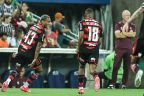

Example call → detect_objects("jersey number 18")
88 26 99 42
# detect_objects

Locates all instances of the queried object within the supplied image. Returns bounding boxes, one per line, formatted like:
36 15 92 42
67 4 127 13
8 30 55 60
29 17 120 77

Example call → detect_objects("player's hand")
28 59 37 68
12 52 17 58
122 22 129 32
130 64 136 73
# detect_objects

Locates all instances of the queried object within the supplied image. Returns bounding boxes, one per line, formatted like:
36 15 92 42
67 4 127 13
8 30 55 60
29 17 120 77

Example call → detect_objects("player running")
1 14 51 92
77 8 102 94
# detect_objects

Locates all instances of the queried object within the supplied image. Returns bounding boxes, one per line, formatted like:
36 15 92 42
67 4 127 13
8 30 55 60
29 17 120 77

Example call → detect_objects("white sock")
6 78 11 84
23 82 29 87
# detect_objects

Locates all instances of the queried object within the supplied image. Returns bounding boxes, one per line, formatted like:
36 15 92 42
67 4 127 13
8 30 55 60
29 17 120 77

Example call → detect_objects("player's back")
79 18 102 53
18 24 45 57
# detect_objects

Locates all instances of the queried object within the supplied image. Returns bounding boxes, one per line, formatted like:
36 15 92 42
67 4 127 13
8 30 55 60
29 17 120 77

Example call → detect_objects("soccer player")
1 14 51 92
123 2 144 88
77 8 102 94
109 10 136 89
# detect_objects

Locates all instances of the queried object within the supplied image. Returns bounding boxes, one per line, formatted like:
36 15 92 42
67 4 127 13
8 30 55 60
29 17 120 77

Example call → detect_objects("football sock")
6 77 11 85
78 75 85 87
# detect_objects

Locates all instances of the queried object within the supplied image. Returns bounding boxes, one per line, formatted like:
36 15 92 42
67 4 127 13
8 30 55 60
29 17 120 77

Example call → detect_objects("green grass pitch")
0 88 143 96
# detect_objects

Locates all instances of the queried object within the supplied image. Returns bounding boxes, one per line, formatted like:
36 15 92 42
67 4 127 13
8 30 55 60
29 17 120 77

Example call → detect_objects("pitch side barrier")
0 48 111 54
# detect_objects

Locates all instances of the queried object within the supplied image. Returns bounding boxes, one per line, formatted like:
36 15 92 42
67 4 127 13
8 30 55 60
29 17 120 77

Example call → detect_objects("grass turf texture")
0 88 143 96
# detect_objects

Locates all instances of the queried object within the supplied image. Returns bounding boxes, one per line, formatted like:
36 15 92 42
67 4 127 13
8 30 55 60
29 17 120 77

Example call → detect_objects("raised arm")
28 42 42 68
127 7 144 24
123 6 144 32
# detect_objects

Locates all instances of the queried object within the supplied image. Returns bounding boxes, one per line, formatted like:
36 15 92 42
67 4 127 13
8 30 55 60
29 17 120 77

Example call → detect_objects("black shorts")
77 52 99 65
15 53 41 68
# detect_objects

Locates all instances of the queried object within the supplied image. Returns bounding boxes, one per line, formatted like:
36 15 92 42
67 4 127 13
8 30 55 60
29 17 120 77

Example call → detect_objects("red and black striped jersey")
18 24 45 57
79 18 102 52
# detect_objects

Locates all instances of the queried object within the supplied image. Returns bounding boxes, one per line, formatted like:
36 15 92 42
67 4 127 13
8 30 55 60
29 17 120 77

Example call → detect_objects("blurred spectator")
21 3 37 28
0 32 9 48
43 28 59 48
1 0 15 16
11 67 27 88
98 51 123 88
0 14 16 47
0 0 4 18
11 7 27 41
12 0 19 9
109 10 136 89
51 12 72 47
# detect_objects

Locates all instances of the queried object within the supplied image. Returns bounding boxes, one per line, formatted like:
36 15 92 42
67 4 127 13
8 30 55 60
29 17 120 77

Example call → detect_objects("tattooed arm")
28 42 42 68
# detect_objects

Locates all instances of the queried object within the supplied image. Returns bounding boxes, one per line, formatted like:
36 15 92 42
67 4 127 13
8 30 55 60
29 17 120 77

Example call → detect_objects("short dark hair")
40 14 50 21
85 8 94 15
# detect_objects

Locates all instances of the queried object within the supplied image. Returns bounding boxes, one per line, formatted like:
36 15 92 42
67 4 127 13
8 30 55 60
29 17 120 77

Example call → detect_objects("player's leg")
1 53 22 92
109 49 123 88
77 53 87 94
89 63 100 91
122 50 131 88
20 58 42 93
1 65 21 92
88 53 100 91
78 64 85 94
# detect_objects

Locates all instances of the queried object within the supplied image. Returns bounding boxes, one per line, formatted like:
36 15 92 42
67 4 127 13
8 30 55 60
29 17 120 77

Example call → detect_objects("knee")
9 70 18 77
30 71 39 80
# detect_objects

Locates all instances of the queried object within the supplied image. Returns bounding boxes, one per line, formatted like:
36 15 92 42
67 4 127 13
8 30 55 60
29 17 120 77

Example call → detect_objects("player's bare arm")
123 7 144 32
28 42 42 68
76 31 84 53
99 37 102 44
127 7 144 24
115 30 127 38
